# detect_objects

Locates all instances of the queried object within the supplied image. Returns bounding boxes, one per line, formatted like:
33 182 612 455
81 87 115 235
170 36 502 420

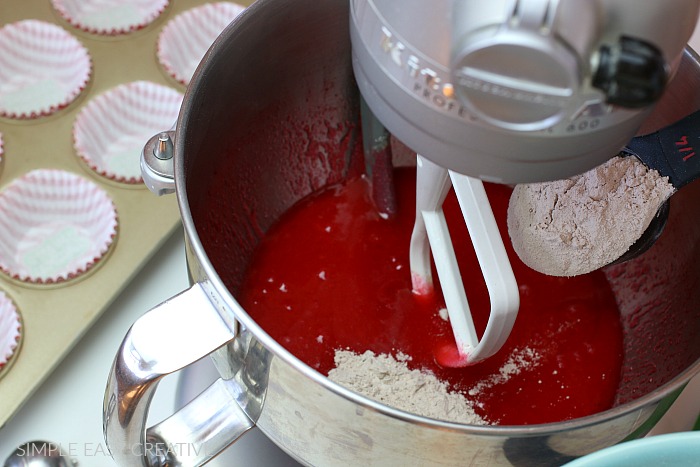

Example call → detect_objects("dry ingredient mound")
328 349 487 425
507 155 674 276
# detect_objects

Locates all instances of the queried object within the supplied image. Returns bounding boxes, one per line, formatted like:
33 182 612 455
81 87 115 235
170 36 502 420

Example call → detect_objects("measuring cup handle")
103 283 251 466
626 108 700 189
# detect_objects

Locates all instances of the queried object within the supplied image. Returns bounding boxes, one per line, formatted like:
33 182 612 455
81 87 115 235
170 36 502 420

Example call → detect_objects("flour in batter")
328 350 488 424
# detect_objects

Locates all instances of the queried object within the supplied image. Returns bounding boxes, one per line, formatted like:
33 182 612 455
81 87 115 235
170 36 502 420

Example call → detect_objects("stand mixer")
349 0 700 365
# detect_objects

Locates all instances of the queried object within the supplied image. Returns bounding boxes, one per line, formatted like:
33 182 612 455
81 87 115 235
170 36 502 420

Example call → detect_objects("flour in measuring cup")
507 155 674 276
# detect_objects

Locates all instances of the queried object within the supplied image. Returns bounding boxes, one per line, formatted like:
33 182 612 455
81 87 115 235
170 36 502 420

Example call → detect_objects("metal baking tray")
0 0 248 427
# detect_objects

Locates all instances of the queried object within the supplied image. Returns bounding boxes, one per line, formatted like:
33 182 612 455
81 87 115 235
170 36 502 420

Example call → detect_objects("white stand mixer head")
350 0 699 183
352 0 699 364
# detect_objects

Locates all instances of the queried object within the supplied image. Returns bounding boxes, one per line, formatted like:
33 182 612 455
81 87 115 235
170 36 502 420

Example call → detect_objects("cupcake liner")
0 291 22 373
0 132 4 178
73 81 183 184
157 2 246 86
51 0 170 36
0 20 92 120
0 169 118 285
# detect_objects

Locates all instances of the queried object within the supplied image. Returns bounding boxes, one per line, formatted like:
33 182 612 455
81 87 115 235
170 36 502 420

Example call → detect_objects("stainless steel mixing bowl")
104 0 700 465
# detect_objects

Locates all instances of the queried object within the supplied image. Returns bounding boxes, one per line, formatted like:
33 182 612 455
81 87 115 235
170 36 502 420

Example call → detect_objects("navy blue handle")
624 109 700 189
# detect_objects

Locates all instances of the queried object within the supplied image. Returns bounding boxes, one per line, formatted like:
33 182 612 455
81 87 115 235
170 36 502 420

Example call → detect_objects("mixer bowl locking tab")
141 130 176 196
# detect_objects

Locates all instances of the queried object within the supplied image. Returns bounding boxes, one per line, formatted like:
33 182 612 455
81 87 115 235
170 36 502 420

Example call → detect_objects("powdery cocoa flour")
328 348 542 425
466 346 540 397
328 350 487 424
507 155 675 276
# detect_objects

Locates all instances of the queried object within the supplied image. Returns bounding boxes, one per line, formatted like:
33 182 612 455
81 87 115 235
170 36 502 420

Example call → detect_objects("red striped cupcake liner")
0 132 4 178
51 0 170 36
0 169 118 285
157 2 246 86
0 291 22 375
0 20 92 120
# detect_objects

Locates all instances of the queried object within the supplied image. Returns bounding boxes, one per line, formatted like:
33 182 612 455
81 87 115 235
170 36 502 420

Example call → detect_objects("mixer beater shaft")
360 97 397 219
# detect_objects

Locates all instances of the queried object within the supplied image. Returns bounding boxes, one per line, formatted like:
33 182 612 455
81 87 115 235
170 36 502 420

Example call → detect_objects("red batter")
239 168 624 425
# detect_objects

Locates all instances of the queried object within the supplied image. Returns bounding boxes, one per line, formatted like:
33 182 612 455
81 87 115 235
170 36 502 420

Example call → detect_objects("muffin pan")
0 0 250 427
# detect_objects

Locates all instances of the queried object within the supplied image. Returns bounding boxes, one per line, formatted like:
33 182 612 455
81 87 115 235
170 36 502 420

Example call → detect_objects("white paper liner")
0 291 21 371
51 0 170 36
0 169 118 285
0 20 92 120
73 81 183 184
157 2 246 86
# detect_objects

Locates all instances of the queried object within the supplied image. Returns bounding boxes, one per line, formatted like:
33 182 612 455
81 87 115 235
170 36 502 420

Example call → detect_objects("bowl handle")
103 283 251 466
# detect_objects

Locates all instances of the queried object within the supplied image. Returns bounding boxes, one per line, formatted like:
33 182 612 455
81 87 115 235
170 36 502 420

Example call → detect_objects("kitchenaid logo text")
379 26 469 118
412 81 469 117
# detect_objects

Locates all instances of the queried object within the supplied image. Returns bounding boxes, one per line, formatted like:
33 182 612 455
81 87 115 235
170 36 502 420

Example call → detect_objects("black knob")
593 36 667 108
